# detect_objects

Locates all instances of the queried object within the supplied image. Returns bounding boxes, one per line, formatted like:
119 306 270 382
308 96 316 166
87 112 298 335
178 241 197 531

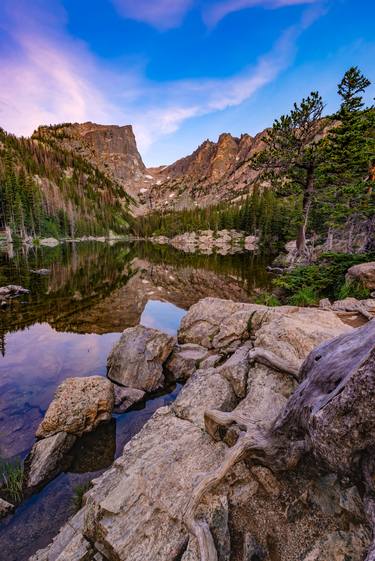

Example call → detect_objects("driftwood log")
185 320 375 561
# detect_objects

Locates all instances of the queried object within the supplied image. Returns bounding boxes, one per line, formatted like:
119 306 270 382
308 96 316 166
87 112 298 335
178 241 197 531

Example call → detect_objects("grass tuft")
0 459 24 503
287 287 319 307
255 292 281 307
71 481 92 513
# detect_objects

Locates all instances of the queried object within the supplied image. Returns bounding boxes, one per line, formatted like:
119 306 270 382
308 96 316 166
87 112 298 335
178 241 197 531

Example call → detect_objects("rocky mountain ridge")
32 122 269 215
140 130 268 214
32 122 152 201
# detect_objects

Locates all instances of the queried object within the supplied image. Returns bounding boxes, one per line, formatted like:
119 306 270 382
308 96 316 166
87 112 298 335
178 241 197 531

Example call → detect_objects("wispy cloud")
0 0 324 161
203 0 320 27
112 0 320 29
112 0 194 30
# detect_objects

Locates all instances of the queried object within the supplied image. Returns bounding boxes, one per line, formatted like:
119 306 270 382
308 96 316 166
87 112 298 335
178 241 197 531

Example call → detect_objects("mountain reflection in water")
0 240 273 561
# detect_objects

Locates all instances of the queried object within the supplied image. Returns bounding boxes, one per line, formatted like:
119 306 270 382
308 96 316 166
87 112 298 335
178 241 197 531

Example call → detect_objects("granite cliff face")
32 122 152 200
139 130 268 214
31 122 270 214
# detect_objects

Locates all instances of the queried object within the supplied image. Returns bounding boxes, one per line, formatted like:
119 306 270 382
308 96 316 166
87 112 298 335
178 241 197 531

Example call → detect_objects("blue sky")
0 0 374 166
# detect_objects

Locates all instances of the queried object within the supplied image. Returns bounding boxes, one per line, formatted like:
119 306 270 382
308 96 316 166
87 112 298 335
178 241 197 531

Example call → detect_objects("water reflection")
0 240 273 560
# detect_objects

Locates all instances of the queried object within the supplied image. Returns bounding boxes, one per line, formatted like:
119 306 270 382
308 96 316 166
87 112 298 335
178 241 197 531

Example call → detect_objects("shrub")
274 252 375 302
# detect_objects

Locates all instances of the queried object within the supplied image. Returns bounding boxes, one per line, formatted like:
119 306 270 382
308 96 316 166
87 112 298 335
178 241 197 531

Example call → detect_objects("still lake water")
0 241 273 560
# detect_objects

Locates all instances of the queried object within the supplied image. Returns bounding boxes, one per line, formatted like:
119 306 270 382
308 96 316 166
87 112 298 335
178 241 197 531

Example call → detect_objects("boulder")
166 343 210 381
150 235 170 245
244 235 258 251
29 508 92 561
0 285 29 300
39 237 60 247
82 407 226 561
36 376 114 438
107 326 176 392
24 432 76 491
216 341 252 398
113 385 145 413
250 306 352 365
346 261 375 290
178 298 266 351
172 368 237 430
331 297 375 317
0 498 14 519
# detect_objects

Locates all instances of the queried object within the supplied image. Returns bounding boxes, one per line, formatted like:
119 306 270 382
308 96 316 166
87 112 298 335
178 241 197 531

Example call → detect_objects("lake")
0 240 273 560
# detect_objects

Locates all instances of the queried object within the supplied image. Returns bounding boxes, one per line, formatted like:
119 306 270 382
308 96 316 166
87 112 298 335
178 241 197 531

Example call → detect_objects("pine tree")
317 67 374 236
252 91 326 255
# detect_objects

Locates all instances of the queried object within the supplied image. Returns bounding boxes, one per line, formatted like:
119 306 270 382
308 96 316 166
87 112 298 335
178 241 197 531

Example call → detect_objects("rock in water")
0 285 29 300
107 325 176 392
0 498 14 519
24 432 76 491
346 262 375 290
113 385 145 413
39 238 60 247
36 376 114 438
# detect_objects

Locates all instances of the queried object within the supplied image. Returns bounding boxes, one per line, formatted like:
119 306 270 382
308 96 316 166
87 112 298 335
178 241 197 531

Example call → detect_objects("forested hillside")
0 127 132 240
133 67 375 252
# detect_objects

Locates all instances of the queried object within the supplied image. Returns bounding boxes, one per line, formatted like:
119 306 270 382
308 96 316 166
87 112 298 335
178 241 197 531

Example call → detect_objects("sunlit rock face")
32 122 150 199
139 130 268 214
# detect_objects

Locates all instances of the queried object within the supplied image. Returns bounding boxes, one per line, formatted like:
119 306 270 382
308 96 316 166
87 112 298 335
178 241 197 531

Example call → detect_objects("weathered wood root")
248 347 301 381
185 435 255 561
186 320 375 561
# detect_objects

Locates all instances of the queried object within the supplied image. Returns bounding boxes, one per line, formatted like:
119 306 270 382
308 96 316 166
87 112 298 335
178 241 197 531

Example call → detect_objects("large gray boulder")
107 325 176 392
36 376 114 438
24 432 76 491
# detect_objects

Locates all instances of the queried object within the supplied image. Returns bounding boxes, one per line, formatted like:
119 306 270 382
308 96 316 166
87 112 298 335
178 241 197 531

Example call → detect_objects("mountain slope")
32 122 150 199
0 126 134 239
138 130 268 213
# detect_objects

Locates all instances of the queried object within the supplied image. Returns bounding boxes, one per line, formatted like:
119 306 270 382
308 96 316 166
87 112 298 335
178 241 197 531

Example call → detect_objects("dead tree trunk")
186 320 375 561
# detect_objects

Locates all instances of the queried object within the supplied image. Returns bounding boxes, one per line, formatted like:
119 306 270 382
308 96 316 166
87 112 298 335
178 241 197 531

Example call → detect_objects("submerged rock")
113 385 145 413
0 498 14 519
69 420 116 473
24 432 76 491
36 376 114 438
107 325 176 392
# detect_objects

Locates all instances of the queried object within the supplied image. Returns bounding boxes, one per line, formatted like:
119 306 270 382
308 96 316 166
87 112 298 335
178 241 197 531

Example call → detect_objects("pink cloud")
203 0 319 27
112 0 194 30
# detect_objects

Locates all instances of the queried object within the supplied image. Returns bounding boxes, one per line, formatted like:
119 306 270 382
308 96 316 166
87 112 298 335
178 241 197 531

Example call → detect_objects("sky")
0 0 374 166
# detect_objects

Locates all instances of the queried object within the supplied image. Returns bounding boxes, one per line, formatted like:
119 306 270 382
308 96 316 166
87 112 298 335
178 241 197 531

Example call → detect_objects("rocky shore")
28 296 375 561
150 229 259 254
